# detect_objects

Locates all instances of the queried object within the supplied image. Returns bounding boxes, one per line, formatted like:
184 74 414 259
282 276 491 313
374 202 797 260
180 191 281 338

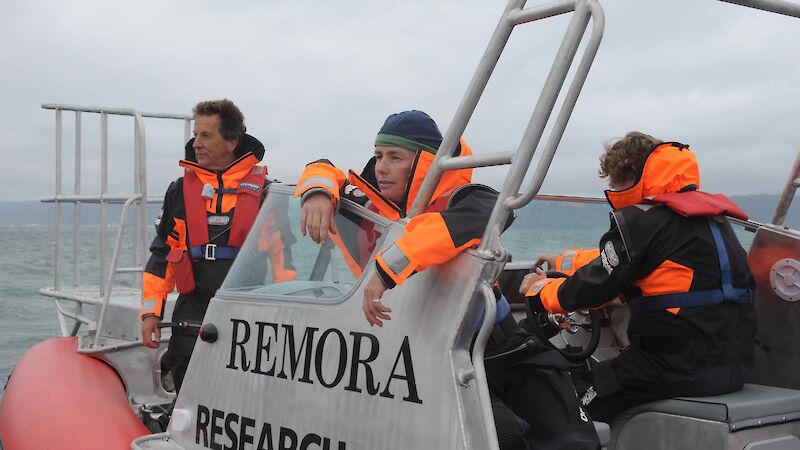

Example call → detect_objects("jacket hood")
605 142 700 210
184 133 266 163
349 138 474 219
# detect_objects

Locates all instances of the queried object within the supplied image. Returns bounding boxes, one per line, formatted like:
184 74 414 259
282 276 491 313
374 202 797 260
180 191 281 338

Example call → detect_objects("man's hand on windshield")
363 274 392 327
299 193 338 244
519 267 547 296
534 253 557 270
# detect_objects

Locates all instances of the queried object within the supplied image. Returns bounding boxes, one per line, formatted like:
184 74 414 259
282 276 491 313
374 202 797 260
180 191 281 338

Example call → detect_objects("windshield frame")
215 183 392 305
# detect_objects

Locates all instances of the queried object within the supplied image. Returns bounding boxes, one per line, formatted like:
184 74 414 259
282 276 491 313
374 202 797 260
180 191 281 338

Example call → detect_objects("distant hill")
512 194 798 230
1 194 797 229
0 202 162 226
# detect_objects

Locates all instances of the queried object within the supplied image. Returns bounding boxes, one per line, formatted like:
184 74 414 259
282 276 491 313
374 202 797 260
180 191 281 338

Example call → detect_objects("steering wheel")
521 270 602 362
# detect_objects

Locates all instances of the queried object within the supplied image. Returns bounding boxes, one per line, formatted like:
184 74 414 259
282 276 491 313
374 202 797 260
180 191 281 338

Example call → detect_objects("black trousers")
163 292 211 393
485 316 600 450
579 342 746 423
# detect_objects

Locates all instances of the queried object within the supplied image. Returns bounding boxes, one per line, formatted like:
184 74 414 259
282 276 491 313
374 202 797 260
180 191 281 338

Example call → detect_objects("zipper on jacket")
216 172 224 214
399 150 423 217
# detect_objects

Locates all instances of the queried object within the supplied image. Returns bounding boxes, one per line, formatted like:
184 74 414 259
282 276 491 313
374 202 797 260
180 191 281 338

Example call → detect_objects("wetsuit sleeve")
375 188 502 288
554 248 601 276
294 159 347 206
141 183 178 318
526 226 632 314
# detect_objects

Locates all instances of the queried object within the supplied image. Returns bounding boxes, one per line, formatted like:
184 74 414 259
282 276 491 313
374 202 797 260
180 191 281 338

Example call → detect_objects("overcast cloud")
1 0 798 201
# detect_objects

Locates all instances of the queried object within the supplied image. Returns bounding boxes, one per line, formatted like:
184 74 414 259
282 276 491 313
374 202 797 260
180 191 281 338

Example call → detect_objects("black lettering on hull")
225 320 422 405
195 404 346 450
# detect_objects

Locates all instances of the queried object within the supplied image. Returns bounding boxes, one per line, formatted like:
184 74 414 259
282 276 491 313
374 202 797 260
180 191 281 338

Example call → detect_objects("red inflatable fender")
0 337 150 449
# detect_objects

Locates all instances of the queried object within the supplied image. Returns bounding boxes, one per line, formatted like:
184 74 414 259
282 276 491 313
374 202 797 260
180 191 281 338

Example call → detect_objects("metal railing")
406 0 799 444
41 104 192 338
403 1 605 447
408 0 605 266
719 0 800 18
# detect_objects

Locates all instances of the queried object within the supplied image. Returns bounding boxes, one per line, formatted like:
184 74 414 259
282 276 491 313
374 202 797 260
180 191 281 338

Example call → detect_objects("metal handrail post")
133 115 141 286
408 0 527 217
53 108 69 336
74 111 82 287
772 150 800 226
94 195 142 348
184 118 192 144
479 0 592 252
100 112 109 296
134 112 148 287
54 109 62 292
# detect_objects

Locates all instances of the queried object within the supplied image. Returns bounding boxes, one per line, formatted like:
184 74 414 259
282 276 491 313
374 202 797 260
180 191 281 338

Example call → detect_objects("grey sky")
1 0 798 201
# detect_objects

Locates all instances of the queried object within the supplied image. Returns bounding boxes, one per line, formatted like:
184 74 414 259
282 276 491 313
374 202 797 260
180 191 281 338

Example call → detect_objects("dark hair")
599 131 663 184
192 99 246 142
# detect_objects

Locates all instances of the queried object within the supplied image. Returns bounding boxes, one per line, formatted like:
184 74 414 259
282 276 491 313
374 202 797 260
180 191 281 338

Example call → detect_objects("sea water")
0 223 755 401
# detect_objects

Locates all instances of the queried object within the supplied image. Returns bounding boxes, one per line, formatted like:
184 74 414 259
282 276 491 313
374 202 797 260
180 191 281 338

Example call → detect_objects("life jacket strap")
628 219 752 313
188 244 240 261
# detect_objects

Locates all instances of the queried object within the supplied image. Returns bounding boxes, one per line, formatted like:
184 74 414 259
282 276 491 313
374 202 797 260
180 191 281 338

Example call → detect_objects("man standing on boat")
521 132 757 422
295 110 600 449
140 99 296 393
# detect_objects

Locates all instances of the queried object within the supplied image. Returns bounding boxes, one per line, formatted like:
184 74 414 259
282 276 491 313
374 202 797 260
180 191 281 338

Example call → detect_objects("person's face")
193 114 237 170
609 177 635 191
374 146 415 203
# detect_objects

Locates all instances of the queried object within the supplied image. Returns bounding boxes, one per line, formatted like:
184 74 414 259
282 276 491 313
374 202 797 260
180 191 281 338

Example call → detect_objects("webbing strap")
709 219 738 300
629 219 751 313
188 245 239 261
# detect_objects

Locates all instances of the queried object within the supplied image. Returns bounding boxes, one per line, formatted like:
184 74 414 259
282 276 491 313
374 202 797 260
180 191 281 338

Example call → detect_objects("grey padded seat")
612 384 800 431
610 384 800 449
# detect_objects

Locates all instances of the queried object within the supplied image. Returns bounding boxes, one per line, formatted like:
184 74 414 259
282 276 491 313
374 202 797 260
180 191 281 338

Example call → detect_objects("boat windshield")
219 185 387 301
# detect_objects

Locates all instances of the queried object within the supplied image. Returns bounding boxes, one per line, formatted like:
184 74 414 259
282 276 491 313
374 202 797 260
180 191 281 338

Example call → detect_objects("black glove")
526 294 547 314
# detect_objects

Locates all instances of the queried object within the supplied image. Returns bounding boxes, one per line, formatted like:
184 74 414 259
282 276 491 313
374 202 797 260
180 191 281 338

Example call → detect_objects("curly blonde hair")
599 131 663 184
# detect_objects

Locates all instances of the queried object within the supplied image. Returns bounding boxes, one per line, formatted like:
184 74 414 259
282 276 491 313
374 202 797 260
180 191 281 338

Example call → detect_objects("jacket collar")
348 138 474 219
179 152 261 185
605 142 700 210
183 133 266 163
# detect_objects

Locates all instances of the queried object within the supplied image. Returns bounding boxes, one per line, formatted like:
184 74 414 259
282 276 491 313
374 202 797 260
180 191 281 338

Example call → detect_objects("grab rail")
404 0 605 444
94 195 142 348
407 0 605 263
472 282 501 450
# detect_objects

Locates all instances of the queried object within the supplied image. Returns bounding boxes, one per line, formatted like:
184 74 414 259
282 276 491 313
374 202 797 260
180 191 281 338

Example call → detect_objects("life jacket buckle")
204 244 217 261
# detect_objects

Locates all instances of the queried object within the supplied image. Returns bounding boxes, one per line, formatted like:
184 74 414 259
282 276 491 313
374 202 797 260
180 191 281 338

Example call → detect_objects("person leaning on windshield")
139 99 296 393
295 110 600 449
520 132 757 423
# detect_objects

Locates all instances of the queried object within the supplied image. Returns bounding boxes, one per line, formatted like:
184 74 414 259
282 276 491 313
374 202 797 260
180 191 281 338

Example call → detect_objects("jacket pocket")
167 248 195 294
